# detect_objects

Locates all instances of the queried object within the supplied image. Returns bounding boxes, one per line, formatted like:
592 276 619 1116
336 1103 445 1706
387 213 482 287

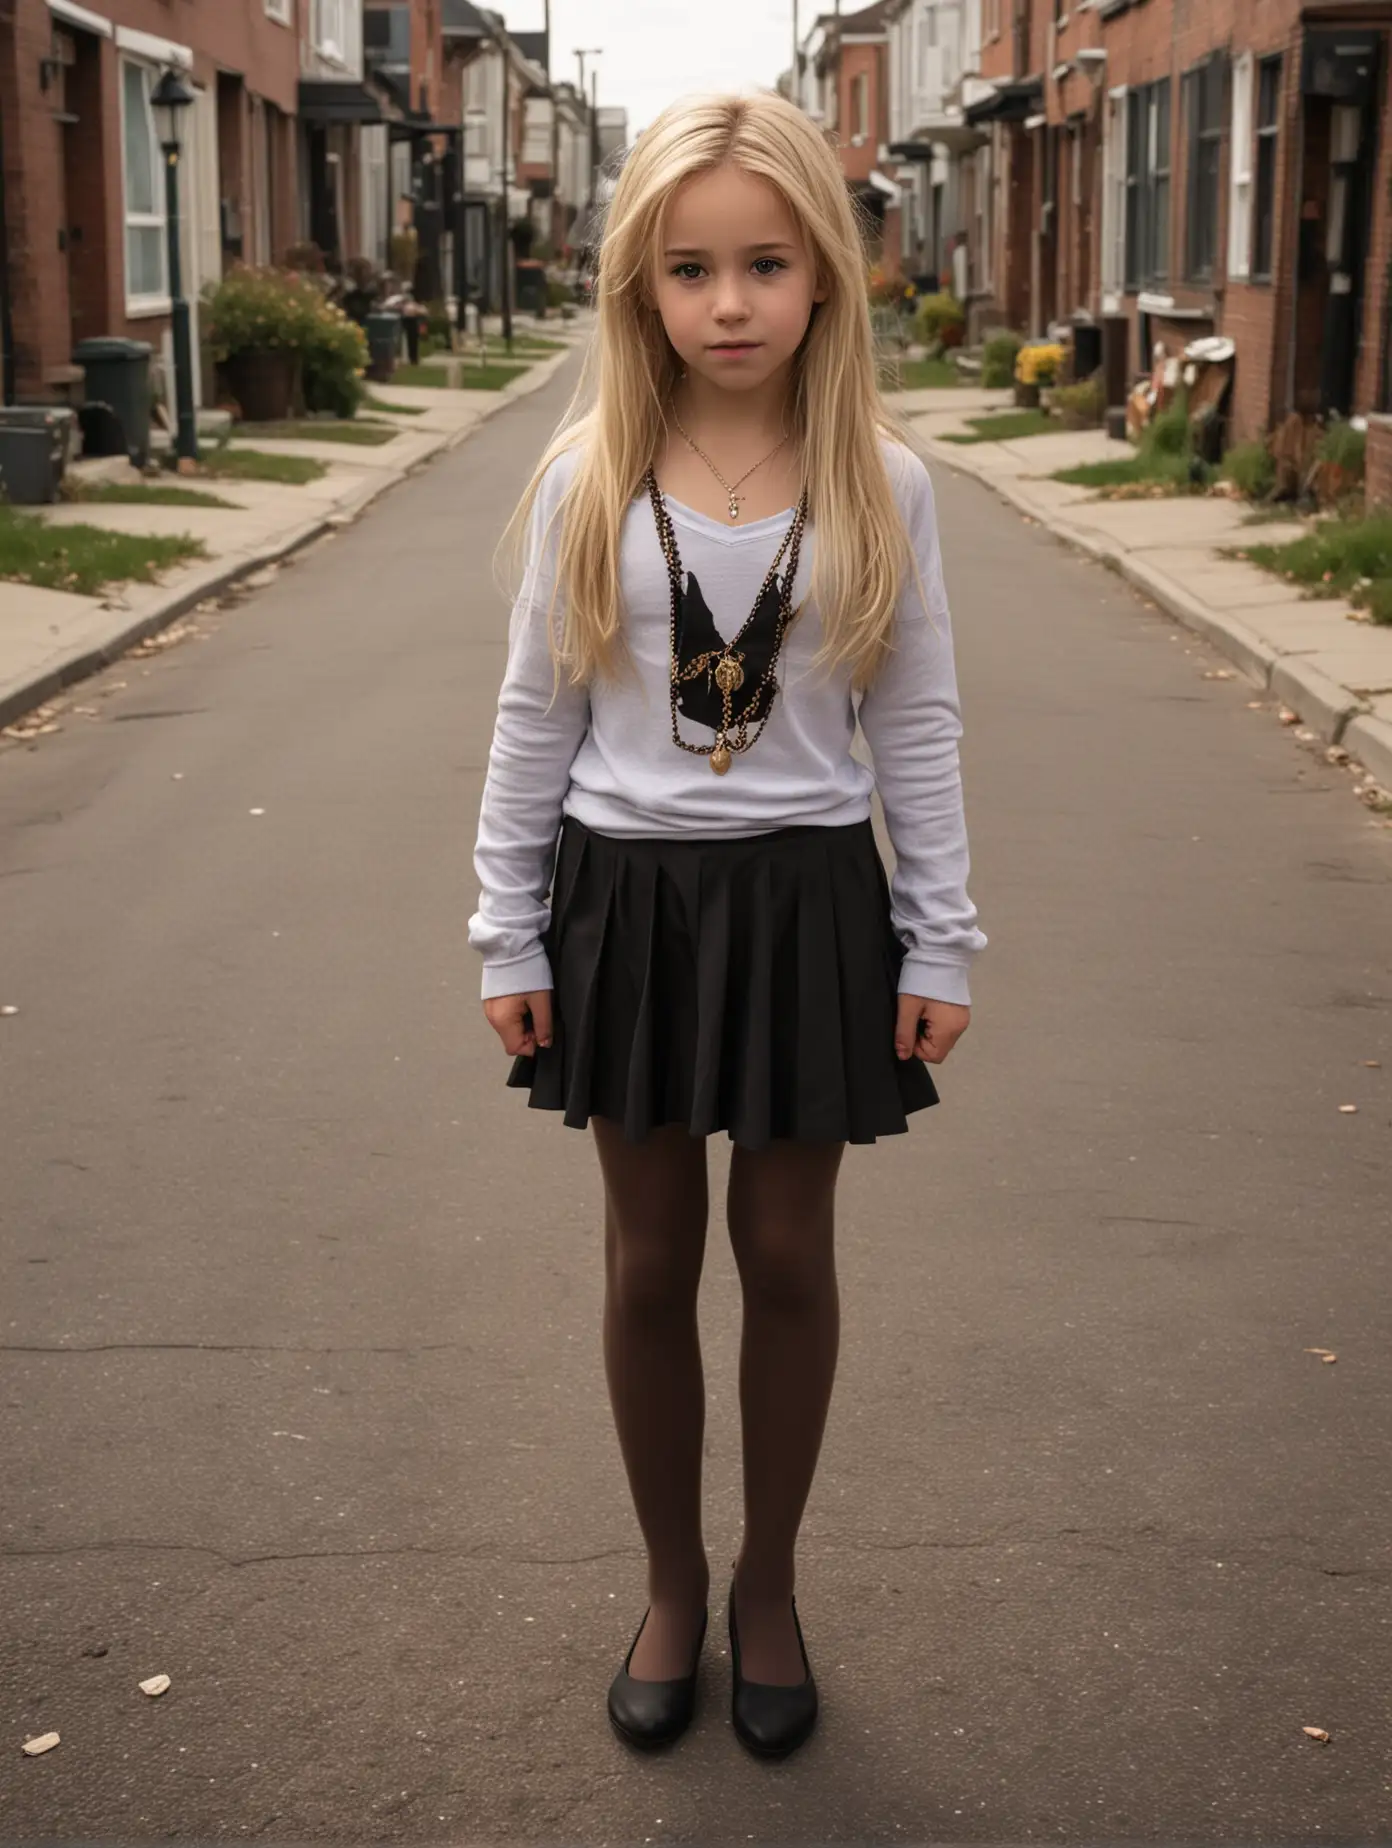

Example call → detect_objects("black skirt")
506 814 939 1150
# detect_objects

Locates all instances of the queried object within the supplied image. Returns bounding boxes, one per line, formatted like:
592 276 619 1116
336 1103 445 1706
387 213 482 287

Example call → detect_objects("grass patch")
1241 513 1392 623
391 362 529 391
198 448 328 485
66 480 237 510
364 395 426 416
0 504 205 595
942 409 1055 445
232 418 398 446
1052 453 1196 491
879 356 962 391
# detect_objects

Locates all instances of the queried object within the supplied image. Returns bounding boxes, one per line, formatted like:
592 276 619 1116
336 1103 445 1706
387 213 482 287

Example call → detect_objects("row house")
959 0 1392 437
0 0 301 407
1 0 621 409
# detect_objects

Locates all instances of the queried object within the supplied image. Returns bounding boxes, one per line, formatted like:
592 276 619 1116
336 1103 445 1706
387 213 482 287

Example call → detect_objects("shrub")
1365 578 1392 626
1318 420 1367 477
981 331 1024 389
1222 440 1276 500
1049 375 1103 429
1144 394 1193 457
914 291 966 348
300 301 369 418
1016 342 1065 387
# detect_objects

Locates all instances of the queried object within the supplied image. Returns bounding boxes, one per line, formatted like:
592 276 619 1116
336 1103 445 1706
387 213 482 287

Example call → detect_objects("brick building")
799 3 905 266
958 0 1392 438
0 0 300 406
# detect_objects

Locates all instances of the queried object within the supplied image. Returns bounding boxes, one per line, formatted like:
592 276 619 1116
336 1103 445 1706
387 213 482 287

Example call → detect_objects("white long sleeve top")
470 435 987 1004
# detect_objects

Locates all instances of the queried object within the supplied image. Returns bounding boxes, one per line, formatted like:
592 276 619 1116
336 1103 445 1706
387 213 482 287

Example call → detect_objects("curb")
920 433 1392 793
0 345 574 737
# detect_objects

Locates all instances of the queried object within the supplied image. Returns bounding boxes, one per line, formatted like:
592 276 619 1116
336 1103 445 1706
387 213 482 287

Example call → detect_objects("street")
2 346 1390 1842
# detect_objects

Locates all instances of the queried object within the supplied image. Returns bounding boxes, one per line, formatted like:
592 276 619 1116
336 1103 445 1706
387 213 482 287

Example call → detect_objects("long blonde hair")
493 88 930 690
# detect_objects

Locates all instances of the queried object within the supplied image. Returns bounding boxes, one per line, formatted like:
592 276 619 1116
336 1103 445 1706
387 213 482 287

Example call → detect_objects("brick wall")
1353 50 1391 417
3 0 71 395
838 43 884 185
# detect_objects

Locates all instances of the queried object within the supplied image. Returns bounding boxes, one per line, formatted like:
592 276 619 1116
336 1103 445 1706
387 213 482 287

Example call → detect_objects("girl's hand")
895 995 970 1065
483 990 554 1057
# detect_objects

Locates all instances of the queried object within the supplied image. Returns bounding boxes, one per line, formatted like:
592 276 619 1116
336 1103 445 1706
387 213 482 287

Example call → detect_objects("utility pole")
574 46 602 248
544 0 558 261
499 43 513 351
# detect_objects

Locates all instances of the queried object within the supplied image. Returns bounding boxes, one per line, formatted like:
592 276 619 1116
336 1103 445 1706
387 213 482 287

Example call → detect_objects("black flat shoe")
727 1575 819 1758
607 1604 709 1749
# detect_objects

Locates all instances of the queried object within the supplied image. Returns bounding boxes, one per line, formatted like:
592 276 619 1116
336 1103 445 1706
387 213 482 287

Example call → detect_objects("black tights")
593 1117 844 1682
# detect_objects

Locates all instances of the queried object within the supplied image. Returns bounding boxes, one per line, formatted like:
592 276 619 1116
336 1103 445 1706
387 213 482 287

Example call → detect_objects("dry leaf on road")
1302 1726 1331 1744
21 1732 60 1756
138 1674 171 1697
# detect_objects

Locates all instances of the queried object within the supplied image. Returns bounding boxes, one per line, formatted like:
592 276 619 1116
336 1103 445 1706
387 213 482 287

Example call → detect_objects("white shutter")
1227 53 1253 280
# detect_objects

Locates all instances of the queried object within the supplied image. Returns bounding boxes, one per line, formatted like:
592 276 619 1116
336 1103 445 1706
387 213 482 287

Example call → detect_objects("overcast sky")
501 2 799 140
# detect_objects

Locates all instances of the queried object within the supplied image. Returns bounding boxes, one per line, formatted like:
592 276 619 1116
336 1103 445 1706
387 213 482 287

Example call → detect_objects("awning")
964 78 1043 126
297 81 385 125
867 168 902 202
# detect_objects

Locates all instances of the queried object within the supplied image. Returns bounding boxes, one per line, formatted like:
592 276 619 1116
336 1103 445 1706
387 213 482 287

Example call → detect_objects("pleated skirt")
506 814 939 1150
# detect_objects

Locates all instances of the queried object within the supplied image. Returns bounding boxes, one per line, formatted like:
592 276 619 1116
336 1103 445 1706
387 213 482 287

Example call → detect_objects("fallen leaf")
1364 1060 1381 1069
1246 700 1265 709
1202 668 1235 680
1279 707 1299 725
21 1732 60 1756
1338 1103 1358 1114
138 1674 170 1697
1325 746 1350 765
1294 728 1317 742
1302 1726 1331 1744
249 807 265 816
1303 1347 1338 1362
1 1005 18 1017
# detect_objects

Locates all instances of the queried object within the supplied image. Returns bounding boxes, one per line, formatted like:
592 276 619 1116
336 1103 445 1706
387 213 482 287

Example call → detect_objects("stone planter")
223 348 297 422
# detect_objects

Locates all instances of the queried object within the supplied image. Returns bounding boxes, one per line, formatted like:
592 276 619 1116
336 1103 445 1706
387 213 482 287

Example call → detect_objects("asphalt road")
2 346 1390 1844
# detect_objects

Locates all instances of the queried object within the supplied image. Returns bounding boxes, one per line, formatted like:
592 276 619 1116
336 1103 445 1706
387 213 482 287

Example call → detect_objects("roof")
441 0 490 37
836 0 894 31
512 30 548 70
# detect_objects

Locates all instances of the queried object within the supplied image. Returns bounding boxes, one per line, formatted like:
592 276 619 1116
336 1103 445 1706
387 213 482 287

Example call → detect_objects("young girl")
469 90 986 1759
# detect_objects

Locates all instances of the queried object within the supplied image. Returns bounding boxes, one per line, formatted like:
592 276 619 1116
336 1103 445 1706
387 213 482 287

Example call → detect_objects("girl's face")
650 163 827 396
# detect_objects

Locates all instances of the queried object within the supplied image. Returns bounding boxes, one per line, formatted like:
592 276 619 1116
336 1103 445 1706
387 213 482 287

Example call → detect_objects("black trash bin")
0 406 77 505
73 337 153 466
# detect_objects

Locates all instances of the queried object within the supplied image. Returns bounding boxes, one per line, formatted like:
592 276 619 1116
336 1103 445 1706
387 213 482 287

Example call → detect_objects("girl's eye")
669 259 787 281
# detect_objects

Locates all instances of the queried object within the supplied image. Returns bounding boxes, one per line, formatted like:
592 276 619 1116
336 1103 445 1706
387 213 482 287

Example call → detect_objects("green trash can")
73 336 153 466
365 311 402 381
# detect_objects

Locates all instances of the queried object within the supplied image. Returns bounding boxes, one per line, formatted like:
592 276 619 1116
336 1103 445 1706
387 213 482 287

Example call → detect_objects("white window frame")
1227 52 1253 280
265 0 293 25
313 0 346 64
119 56 170 315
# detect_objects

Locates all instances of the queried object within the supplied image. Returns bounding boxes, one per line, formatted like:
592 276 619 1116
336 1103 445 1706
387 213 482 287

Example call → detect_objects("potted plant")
204 265 314 421
913 290 966 352
1014 341 1064 408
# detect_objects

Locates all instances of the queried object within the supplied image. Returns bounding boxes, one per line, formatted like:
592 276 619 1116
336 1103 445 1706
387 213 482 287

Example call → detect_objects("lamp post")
573 46 602 238
150 67 197 465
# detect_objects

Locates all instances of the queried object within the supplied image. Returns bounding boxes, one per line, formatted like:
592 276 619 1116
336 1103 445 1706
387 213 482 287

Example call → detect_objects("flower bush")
1015 342 1065 387
914 291 965 349
982 331 1024 388
203 265 367 419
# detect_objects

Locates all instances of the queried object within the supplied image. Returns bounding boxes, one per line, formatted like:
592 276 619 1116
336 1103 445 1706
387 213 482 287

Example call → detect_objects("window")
1184 53 1227 282
850 72 868 140
1252 56 1281 280
313 0 346 61
264 0 293 23
364 5 409 68
120 60 167 307
1124 79 1170 289
1227 53 1253 280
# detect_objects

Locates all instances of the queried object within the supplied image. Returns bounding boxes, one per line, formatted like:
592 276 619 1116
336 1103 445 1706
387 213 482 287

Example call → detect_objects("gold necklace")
669 408 789 522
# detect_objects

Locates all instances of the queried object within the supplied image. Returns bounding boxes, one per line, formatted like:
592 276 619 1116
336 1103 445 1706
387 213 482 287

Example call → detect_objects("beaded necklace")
643 465 809 776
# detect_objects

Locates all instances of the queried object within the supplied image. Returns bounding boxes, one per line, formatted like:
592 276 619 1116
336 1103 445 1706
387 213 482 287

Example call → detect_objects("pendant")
714 656 744 694
710 742 732 775
728 494 740 521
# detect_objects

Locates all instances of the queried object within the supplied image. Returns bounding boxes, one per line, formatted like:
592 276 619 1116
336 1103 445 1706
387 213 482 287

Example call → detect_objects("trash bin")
365 311 402 381
0 405 77 504
72 337 153 465
514 259 547 315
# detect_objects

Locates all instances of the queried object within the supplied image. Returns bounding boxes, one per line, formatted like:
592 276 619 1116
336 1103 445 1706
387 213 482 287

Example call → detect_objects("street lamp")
150 66 198 465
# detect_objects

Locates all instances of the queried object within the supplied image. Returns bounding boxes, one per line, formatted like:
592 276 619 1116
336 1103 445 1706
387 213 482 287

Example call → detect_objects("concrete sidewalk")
902 404 1392 792
0 338 579 732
